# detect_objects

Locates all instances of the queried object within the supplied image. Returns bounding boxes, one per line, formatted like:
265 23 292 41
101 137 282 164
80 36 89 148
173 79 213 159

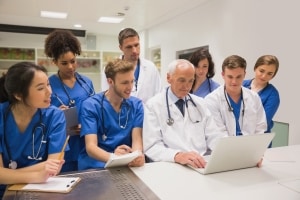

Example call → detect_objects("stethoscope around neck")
166 87 202 126
223 86 245 116
3 108 46 169
100 91 130 141
57 71 95 107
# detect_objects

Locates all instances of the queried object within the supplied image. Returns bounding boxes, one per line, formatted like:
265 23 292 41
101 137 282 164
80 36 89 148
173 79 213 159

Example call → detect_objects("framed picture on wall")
176 45 209 60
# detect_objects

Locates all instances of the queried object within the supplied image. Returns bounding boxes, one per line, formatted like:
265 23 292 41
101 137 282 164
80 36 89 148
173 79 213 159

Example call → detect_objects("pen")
58 135 70 160
54 93 66 107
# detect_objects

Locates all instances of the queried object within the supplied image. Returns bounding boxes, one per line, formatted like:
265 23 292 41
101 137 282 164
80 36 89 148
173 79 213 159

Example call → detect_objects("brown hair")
189 48 215 78
118 28 139 46
105 59 134 81
254 55 279 77
222 55 247 72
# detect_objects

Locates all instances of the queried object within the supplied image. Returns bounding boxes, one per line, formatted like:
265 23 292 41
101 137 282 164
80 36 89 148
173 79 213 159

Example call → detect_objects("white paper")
105 150 142 168
22 177 80 192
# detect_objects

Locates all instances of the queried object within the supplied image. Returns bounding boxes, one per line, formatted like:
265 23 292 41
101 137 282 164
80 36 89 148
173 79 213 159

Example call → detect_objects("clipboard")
63 107 79 135
7 176 81 193
105 150 142 168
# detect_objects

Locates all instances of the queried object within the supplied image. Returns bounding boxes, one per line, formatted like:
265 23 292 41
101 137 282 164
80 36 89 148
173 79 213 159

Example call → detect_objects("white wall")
146 0 300 145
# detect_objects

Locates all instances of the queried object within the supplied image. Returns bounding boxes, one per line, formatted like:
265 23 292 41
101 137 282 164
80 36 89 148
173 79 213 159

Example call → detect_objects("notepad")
63 107 79 135
8 176 81 193
105 150 142 168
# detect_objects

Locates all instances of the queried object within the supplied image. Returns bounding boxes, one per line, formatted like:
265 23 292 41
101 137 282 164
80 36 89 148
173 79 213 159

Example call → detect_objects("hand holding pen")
114 145 132 155
54 93 69 110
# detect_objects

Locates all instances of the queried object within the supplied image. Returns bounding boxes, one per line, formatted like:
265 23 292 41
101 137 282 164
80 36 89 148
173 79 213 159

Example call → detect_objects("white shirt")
143 87 226 162
101 57 162 103
205 85 267 136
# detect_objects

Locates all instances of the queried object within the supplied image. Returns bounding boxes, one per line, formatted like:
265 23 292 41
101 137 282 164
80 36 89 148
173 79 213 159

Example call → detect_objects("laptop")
189 133 275 175
63 107 79 135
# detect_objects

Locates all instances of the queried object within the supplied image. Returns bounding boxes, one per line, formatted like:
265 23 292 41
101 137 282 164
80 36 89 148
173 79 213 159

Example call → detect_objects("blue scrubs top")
49 72 95 172
243 79 280 132
78 92 144 170
0 102 67 167
193 78 220 98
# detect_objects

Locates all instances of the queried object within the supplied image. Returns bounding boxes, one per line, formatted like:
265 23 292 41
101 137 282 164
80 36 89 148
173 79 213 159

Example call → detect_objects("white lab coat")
143 87 226 162
101 57 162 103
204 85 267 136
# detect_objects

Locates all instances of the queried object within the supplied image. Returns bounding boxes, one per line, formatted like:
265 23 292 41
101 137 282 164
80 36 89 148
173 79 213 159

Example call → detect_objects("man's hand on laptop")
174 151 206 168
257 157 263 168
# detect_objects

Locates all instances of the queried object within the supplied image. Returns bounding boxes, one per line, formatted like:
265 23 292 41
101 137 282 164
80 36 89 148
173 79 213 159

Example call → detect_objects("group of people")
0 27 280 198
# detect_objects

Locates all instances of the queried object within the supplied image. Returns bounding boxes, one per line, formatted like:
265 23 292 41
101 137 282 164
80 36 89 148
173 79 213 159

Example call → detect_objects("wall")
146 0 300 145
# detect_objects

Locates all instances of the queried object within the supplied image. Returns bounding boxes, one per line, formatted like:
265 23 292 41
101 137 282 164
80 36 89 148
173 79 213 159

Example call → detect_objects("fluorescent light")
98 17 124 23
40 11 67 19
74 24 82 28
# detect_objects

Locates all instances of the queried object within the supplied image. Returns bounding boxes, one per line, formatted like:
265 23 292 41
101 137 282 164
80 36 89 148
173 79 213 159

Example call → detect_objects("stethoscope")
57 71 95 107
223 86 245 115
166 87 202 126
224 86 245 135
100 91 130 141
3 108 46 169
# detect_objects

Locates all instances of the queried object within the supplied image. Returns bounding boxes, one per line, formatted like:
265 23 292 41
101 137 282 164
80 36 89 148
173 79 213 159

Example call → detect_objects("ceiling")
0 0 209 36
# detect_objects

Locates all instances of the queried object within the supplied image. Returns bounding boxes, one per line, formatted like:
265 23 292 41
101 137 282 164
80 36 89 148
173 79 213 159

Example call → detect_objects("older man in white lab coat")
143 59 226 169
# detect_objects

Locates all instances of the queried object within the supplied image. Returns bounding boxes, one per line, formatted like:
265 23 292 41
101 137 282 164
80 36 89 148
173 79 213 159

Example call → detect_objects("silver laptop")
189 133 275 175
63 107 79 135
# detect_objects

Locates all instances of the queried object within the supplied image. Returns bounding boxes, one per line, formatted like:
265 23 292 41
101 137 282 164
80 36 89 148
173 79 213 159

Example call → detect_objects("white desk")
131 145 300 200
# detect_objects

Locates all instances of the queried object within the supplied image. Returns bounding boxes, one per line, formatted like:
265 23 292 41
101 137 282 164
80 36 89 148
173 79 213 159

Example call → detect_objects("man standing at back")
101 28 162 103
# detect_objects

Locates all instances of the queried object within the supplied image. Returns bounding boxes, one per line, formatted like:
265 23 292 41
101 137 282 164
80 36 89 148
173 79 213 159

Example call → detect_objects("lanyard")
134 59 140 90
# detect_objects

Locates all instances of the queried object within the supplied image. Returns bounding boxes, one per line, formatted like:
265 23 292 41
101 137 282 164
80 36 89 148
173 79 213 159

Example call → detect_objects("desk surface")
4 145 300 200
4 167 159 200
131 145 300 200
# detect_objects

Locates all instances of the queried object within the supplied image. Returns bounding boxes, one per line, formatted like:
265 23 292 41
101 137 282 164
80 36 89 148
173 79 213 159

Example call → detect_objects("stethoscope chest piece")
9 160 17 169
166 118 174 126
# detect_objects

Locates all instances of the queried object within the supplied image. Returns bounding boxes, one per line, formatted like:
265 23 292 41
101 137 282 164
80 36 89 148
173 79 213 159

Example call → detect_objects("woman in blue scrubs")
189 48 220 97
78 59 145 170
44 29 95 172
243 55 280 146
0 62 66 198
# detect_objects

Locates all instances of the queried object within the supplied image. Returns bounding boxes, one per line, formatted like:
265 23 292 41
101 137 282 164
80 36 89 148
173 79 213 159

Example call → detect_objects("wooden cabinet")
0 47 35 73
36 49 101 73
0 47 120 93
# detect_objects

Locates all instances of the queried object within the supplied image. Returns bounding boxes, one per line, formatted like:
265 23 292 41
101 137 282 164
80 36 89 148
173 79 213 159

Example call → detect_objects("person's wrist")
174 152 181 162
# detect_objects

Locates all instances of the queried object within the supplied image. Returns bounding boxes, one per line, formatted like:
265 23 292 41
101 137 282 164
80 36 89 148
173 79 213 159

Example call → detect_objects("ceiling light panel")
98 17 124 23
40 11 68 19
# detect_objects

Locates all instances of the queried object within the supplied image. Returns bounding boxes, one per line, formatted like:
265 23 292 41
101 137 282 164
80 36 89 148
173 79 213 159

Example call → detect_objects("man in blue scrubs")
78 59 145 169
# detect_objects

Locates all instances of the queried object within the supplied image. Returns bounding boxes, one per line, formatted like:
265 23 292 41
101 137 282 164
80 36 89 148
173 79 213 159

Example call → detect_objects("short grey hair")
168 59 194 75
